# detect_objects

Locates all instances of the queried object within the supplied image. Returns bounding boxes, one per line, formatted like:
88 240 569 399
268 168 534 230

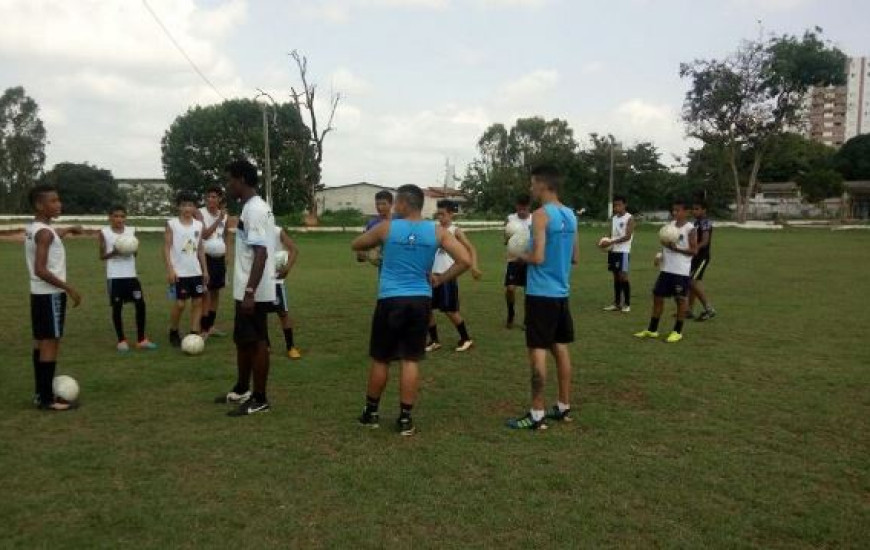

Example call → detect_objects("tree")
161 99 313 215
680 28 846 222
40 163 123 215
0 86 47 213
796 168 843 203
834 134 870 181
757 132 836 182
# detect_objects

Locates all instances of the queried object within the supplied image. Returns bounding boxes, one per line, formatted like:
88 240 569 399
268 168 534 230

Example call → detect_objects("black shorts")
653 272 691 299
269 283 289 314
107 277 143 305
31 293 66 340
369 297 431 362
431 279 459 313
172 276 205 301
206 256 226 290
691 257 710 281
607 252 631 273
233 301 270 345
504 261 527 287
525 295 574 348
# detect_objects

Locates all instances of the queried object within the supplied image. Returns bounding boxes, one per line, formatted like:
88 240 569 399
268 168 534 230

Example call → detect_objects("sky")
1 0 868 187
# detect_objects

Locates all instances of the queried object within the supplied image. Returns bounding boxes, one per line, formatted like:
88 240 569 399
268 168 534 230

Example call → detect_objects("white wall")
317 185 394 216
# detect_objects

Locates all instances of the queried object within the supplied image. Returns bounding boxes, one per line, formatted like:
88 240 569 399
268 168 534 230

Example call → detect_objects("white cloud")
330 68 373 96
497 69 560 106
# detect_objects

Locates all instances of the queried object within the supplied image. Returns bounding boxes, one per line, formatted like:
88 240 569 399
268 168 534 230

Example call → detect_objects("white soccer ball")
114 235 139 255
181 334 205 355
274 250 289 271
598 237 612 249
504 220 526 238
203 238 226 257
507 231 530 257
659 224 680 246
53 375 80 402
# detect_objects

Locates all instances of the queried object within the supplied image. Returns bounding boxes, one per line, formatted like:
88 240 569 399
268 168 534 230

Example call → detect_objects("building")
315 182 470 220
806 56 870 147
845 57 870 141
845 181 870 219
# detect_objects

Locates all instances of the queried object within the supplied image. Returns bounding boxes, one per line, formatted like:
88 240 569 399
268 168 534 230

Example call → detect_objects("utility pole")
261 103 272 208
607 136 615 218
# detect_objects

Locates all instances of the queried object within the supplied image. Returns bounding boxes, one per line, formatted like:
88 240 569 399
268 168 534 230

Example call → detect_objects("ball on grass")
181 334 205 355
52 375 80 402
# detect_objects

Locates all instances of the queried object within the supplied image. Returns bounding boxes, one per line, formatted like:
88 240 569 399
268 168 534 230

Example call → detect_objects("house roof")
759 182 799 192
319 182 395 192
424 187 467 199
845 181 870 193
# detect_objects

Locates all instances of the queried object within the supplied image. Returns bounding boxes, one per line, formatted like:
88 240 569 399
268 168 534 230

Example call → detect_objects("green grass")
1 227 868 548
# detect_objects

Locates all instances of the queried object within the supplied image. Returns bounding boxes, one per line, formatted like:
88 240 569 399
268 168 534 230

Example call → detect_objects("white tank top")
660 221 694 276
168 217 203 277
25 221 66 294
101 226 137 279
432 224 457 275
507 213 532 231
272 226 285 284
199 207 227 255
611 213 633 253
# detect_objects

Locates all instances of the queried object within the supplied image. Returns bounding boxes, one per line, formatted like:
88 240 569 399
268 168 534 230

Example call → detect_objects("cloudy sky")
1 0 867 187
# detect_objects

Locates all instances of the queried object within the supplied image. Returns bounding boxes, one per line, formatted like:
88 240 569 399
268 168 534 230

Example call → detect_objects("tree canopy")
0 86 46 213
834 134 870 181
39 162 123 215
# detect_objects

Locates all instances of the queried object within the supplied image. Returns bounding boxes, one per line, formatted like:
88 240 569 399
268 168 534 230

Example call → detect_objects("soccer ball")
659 224 680 246
204 238 226 257
114 235 139 255
274 250 289 271
504 220 526 238
181 334 205 355
507 231 530 257
52 375 80 402
597 237 612 249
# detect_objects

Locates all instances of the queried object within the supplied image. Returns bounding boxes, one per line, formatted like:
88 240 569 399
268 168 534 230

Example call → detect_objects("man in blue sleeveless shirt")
351 185 471 436
507 165 579 430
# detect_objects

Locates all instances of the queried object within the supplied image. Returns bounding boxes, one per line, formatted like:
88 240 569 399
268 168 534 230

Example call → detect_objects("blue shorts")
607 252 630 273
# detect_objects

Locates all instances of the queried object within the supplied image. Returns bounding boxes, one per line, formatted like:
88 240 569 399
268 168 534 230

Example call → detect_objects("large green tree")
161 98 314 215
40 163 123 215
0 86 47 213
834 134 870 181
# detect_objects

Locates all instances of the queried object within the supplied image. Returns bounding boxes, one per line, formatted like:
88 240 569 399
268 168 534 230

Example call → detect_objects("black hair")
436 199 457 213
375 190 394 203
225 159 258 187
672 198 688 209
176 190 198 206
692 198 708 210
396 184 424 212
205 185 225 197
613 195 627 205
109 205 127 214
516 193 531 207
29 184 57 209
530 164 563 191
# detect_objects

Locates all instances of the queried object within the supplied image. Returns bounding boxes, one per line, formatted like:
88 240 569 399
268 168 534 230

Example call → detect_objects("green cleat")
665 331 683 343
634 330 659 339
506 413 547 430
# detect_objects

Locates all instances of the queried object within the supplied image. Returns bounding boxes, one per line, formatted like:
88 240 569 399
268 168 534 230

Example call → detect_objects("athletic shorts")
607 251 630 273
653 272 691 299
107 277 143 305
691 257 710 281
233 300 270 345
31 293 66 340
504 261 528 287
206 255 226 290
525 295 574 349
269 283 289 314
369 297 431 362
431 279 459 312
171 276 205 301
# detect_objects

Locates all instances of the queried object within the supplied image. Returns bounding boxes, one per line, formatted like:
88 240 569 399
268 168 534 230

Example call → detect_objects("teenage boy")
504 194 532 328
601 195 634 313
198 186 228 336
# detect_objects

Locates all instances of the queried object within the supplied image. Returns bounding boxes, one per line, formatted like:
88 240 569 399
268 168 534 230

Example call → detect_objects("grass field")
1 226 868 548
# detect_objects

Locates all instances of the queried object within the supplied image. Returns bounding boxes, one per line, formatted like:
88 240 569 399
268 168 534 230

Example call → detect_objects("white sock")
530 409 545 422
557 401 570 412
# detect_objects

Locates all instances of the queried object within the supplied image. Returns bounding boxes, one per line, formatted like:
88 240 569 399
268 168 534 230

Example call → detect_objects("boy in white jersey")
635 199 697 343
601 195 635 313
25 185 82 411
269 225 301 359
426 199 481 353
163 190 209 348
99 205 157 352
504 194 532 328
197 186 228 337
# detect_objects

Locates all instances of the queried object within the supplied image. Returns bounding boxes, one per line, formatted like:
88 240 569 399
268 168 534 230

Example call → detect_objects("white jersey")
101 226 137 279
432 224 457 275
507 213 532 231
272 226 285 286
610 213 633 253
25 221 66 294
660 221 695 276
199 207 227 257
234 195 276 302
168 217 203 277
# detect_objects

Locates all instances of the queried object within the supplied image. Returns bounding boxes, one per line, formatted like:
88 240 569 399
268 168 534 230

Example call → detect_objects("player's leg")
425 308 441 352
445 310 472 351
635 275 666 338
169 294 185 347
228 303 271 415
360 360 389 428
666 278 690 343
620 254 631 311
505 285 517 328
200 290 213 334
190 297 203 334
604 253 621 311
360 299 395 428
131 281 155 349
546 300 574 422
393 297 429 436
397 359 419 436
33 294 72 410
216 301 253 404
111 301 126 348
508 296 551 430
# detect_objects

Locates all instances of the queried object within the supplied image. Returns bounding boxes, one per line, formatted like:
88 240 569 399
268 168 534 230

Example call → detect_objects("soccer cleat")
358 410 380 429
208 328 227 338
507 413 547 430
603 305 620 312
665 331 683 343
455 339 474 352
425 341 442 353
697 308 717 322
214 390 252 404
227 398 270 416
37 399 77 411
621 306 631 313
116 340 130 353
545 405 573 422
287 347 302 360
137 339 158 350
169 331 181 348
397 416 416 436
634 330 659 339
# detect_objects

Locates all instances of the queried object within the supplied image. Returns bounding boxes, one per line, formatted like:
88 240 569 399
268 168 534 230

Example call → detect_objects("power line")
141 0 226 101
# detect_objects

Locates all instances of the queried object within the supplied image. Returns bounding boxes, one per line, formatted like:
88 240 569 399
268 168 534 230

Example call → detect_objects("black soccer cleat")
169 330 181 348
397 416 416 437
358 410 380 429
227 398 270 417
545 405 573 423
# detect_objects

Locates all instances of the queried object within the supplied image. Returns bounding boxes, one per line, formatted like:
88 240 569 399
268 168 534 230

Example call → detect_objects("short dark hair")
516 193 531 207
109 205 127 214
396 184 424 212
225 159 258 187
693 198 708 210
29 184 57 209
613 195 627 205
530 164 563 191
176 190 198 206
436 199 457 212
205 185 225 197
375 190 394 203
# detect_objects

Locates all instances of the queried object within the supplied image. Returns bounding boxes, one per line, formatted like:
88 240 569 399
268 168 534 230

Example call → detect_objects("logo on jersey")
407 233 417 246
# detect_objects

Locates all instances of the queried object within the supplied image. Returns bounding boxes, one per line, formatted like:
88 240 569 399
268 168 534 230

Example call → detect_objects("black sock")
200 315 211 333
252 391 267 403
456 321 470 342
648 317 660 332
283 327 294 349
170 328 180 338
400 402 413 419
209 310 217 328
134 300 146 342
506 300 515 322
232 381 250 394
37 360 56 404
365 395 380 414
623 281 631 306
111 302 125 342
613 279 622 305
428 325 439 343
674 320 684 334
32 349 39 396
